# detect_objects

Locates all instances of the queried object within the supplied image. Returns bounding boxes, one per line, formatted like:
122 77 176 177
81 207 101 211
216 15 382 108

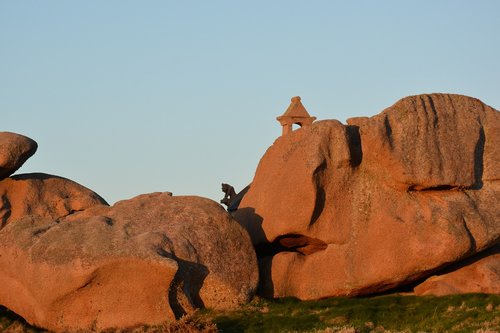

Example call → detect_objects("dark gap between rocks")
408 184 459 192
255 233 327 258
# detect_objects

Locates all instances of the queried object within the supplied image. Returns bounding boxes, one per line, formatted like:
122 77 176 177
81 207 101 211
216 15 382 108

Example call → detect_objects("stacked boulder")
0 132 258 332
234 94 499 299
0 132 38 180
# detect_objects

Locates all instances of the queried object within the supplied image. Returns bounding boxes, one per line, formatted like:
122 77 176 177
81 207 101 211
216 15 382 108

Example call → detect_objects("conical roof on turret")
278 96 313 120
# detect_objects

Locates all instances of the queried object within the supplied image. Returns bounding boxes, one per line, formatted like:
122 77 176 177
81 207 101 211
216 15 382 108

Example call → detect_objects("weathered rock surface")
234 93 500 300
347 94 499 190
0 192 258 332
414 246 500 296
0 132 38 181
0 173 108 230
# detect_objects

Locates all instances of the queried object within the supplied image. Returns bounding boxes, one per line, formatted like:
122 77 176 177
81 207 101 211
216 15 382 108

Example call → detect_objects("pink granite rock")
0 132 37 180
414 246 500 296
234 93 500 300
0 192 258 332
0 173 108 230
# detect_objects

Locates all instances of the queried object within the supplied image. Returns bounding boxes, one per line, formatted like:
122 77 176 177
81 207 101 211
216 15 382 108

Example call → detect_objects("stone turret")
276 96 316 136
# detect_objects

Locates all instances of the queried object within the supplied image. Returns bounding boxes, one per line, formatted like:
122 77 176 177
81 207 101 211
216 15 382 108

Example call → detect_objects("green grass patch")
201 293 500 333
1 294 499 332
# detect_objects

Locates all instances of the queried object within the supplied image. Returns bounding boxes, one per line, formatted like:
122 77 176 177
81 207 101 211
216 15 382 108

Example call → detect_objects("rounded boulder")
0 192 258 332
0 132 38 181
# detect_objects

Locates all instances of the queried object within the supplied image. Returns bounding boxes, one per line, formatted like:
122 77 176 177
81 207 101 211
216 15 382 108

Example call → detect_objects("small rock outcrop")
0 132 37 180
0 192 258 332
0 173 109 229
234 93 499 300
414 246 500 296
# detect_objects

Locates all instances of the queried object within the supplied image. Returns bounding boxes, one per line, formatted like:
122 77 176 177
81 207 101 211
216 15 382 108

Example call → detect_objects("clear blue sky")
1 1 499 204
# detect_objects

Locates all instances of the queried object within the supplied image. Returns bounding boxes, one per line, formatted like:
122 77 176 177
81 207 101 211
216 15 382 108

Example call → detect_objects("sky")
1 1 499 204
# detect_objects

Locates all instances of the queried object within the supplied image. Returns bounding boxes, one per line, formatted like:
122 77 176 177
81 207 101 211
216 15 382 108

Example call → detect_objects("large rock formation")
0 132 37 180
0 192 258 332
0 132 258 332
234 93 499 300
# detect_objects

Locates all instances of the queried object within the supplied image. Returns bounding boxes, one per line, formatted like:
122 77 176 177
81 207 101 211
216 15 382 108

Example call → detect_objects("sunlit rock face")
0 132 37 181
414 245 500 296
0 191 258 332
234 93 500 300
0 131 259 332
0 173 109 230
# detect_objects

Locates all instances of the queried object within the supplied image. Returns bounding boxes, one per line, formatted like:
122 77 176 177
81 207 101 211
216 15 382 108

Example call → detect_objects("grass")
201 294 500 333
1 294 499 332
